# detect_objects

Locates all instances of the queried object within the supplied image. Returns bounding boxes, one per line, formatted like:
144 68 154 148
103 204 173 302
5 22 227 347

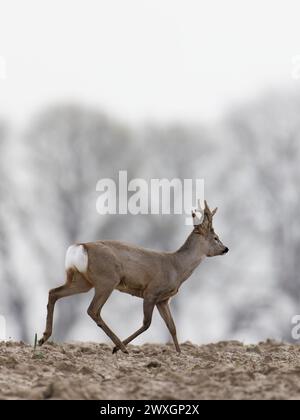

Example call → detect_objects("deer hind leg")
87 284 128 354
157 300 181 353
113 299 155 354
39 269 92 346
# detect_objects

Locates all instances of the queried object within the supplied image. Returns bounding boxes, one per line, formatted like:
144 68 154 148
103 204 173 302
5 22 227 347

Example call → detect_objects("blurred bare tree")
224 93 300 340
24 105 136 340
2 90 300 344
0 122 30 341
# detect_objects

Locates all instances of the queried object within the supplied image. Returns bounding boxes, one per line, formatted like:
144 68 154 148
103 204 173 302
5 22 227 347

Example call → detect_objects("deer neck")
173 231 207 285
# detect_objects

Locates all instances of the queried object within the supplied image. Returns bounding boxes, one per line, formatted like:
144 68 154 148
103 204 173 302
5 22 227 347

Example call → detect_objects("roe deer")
39 201 229 353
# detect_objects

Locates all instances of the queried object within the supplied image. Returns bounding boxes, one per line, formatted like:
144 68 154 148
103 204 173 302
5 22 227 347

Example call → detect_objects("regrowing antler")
193 200 218 230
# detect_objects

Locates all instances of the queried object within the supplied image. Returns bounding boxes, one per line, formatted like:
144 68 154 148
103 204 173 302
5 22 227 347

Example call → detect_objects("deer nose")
223 247 229 254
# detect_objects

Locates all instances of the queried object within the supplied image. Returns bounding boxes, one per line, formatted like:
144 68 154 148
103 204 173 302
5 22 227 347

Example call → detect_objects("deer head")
192 200 229 257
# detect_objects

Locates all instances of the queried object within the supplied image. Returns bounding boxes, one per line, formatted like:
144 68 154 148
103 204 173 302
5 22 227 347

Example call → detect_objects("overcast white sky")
0 0 299 125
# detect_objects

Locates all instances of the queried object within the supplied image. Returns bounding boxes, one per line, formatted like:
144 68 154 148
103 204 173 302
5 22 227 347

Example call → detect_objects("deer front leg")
112 299 155 354
157 300 181 353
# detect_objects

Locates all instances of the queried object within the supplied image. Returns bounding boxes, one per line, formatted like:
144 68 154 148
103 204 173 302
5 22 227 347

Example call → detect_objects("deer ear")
198 199 204 211
212 207 218 216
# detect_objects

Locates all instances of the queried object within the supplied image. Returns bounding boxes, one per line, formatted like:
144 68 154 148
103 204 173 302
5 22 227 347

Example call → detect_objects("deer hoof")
38 338 45 346
112 345 129 355
38 334 50 346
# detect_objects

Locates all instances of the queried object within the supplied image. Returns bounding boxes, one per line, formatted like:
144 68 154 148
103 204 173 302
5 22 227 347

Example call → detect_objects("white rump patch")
65 245 88 273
